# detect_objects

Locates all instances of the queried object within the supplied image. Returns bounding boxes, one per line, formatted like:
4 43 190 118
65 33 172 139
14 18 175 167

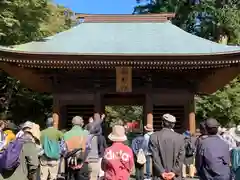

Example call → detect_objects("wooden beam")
0 62 52 92
198 66 240 94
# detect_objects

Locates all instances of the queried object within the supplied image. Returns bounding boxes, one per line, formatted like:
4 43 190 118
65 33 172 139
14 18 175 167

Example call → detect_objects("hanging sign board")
116 67 132 92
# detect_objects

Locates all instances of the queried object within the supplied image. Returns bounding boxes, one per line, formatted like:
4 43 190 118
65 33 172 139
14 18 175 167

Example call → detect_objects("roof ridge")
74 13 175 23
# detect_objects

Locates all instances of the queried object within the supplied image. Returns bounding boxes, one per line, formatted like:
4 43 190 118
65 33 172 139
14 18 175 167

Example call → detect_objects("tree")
0 0 49 45
0 0 77 123
105 106 143 127
134 0 240 44
196 77 240 126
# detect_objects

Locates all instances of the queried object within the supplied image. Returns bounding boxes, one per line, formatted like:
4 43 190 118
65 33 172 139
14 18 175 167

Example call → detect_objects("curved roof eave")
1 46 240 61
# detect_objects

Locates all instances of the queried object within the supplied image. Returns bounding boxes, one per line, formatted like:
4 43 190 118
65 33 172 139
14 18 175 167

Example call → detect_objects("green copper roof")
3 22 240 54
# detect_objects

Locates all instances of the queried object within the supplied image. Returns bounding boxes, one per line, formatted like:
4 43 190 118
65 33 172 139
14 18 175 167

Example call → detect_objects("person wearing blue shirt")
131 134 146 180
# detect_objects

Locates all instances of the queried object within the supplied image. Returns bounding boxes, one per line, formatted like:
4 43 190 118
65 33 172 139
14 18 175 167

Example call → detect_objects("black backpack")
185 137 195 157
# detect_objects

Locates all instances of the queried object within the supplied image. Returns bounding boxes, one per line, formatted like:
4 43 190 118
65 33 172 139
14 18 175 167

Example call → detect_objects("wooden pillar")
53 97 60 129
60 105 67 130
145 94 153 125
94 92 101 113
188 97 196 134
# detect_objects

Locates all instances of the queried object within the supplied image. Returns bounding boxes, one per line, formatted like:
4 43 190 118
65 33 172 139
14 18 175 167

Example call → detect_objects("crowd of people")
0 113 240 180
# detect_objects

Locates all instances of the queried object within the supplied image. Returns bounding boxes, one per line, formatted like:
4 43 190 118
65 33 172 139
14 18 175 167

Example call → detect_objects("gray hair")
72 116 84 126
46 117 54 127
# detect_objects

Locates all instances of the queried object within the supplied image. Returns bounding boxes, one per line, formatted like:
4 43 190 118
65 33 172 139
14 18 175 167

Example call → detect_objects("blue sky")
54 0 138 14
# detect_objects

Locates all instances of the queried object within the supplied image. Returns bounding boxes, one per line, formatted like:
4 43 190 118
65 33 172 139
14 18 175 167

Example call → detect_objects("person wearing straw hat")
143 124 154 180
101 125 134 180
16 121 34 138
149 114 185 180
0 122 40 180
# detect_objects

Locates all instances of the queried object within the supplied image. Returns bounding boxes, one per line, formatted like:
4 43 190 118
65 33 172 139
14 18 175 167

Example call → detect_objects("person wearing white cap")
149 114 185 180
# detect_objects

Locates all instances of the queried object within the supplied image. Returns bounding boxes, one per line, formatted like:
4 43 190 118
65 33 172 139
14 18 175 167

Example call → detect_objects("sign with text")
116 67 132 92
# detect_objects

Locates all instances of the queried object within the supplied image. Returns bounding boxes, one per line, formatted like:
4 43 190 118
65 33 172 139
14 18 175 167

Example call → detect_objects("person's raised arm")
89 113 103 134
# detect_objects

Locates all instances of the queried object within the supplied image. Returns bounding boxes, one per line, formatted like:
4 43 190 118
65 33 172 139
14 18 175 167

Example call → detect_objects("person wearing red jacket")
101 125 134 180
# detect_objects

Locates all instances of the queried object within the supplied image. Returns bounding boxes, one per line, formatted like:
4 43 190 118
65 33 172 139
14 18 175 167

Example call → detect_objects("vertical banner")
116 67 132 92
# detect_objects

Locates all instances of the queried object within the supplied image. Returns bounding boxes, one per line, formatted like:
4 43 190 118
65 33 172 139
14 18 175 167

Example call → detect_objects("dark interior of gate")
48 68 193 133
62 94 185 133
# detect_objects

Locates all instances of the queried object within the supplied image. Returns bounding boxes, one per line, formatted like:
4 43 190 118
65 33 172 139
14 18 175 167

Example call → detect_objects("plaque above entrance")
116 67 132 93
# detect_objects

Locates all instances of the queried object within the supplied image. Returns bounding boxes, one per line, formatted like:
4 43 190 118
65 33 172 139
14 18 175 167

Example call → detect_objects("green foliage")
135 0 240 44
196 77 240 126
0 0 77 124
0 0 49 45
0 0 77 45
194 1 240 44
105 106 143 127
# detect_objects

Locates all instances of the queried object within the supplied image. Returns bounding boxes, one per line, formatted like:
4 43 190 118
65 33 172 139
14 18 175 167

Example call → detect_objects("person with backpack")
182 130 196 179
101 125 134 180
85 113 107 180
0 122 40 180
143 123 154 180
195 118 231 180
131 133 146 180
64 116 89 180
40 117 63 180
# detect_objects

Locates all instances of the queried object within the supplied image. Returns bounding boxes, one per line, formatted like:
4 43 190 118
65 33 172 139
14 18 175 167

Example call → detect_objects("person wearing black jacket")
86 113 107 180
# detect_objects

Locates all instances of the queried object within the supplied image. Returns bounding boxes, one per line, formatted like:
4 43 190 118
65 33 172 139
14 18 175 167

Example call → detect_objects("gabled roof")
2 21 240 55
